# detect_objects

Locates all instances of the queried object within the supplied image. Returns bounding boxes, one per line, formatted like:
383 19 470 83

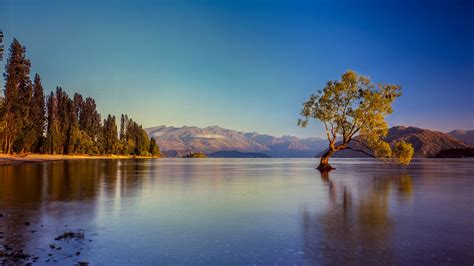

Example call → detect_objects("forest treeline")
0 39 160 156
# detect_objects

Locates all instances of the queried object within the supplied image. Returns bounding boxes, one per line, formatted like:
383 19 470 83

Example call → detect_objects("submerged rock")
55 231 85 241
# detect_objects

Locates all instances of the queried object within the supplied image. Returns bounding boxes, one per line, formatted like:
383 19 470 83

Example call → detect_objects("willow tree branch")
346 147 376 158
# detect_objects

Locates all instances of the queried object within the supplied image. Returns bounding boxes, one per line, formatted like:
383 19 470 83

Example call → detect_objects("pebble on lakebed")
0 221 92 265
55 231 85 241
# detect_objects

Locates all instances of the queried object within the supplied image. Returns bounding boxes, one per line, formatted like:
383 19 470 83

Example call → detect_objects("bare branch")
346 147 376 158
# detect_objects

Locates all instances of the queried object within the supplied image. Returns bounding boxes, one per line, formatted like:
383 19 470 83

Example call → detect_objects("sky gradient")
1 0 473 138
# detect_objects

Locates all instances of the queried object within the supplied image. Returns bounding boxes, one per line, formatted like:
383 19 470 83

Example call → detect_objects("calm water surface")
0 158 473 265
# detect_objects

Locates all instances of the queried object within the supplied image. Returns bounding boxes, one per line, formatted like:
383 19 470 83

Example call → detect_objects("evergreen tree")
55 87 70 154
79 97 101 141
73 93 83 119
29 74 46 152
2 39 32 154
0 40 155 157
12 82 34 152
127 121 149 156
45 92 58 154
118 113 130 154
102 114 118 154
0 96 5 152
119 114 126 140
149 137 159 156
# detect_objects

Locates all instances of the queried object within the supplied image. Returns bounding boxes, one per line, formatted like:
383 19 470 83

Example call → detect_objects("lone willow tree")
298 70 414 171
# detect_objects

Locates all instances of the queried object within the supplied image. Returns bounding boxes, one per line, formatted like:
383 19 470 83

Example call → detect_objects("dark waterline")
1 158 473 265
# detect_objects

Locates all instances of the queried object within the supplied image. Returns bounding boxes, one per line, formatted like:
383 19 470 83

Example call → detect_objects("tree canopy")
298 70 414 171
0 38 159 157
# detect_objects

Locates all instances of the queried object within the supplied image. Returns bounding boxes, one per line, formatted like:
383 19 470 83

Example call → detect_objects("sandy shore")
0 154 156 165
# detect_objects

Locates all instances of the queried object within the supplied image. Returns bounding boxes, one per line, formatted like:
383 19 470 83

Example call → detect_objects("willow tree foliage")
298 70 414 171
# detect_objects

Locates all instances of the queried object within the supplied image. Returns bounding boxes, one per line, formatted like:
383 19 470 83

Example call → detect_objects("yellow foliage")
392 141 414 165
299 70 414 166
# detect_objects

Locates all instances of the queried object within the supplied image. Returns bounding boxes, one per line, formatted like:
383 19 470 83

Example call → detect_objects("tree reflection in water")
0 159 152 264
302 171 413 265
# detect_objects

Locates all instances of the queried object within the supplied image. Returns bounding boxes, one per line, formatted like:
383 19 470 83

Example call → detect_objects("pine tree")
12 82 34 152
29 74 46 152
149 137 159 156
55 87 69 153
73 93 83 119
2 39 32 154
45 92 58 154
119 114 126 140
79 97 101 141
124 120 150 156
118 113 130 154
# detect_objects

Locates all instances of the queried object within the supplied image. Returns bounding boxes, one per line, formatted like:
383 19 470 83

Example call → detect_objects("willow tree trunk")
317 149 334 171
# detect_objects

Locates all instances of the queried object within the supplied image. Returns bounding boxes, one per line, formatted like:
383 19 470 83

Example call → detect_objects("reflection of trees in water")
0 164 47 256
0 160 153 257
302 171 413 265
47 160 101 201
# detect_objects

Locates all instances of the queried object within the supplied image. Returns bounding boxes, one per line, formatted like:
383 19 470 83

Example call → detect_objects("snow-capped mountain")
145 125 327 157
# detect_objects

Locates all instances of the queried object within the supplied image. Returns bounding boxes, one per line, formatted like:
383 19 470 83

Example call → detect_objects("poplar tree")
102 114 118 154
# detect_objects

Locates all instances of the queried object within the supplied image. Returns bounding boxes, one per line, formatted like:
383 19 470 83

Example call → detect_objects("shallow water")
0 158 473 265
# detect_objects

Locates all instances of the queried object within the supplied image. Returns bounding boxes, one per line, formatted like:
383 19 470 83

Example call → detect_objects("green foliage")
2 39 32 153
119 114 151 156
149 137 160 156
184 152 207 158
71 128 100 155
0 39 159 157
30 74 46 152
101 115 118 154
45 91 58 154
79 97 101 141
298 70 412 167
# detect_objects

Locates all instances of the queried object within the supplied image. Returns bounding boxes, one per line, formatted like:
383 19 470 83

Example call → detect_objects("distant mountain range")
208 151 270 158
447 130 474 146
145 125 326 158
145 125 473 158
333 126 471 158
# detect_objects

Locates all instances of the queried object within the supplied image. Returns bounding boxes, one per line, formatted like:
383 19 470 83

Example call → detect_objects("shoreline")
0 154 159 166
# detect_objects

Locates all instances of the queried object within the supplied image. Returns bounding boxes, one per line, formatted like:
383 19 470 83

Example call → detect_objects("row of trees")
0 39 159 156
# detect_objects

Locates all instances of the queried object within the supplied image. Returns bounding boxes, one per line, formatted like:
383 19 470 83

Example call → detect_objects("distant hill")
208 150 271 158
433 148 474 158
145 125 326 158
447 130 474 146
332 126 470 158
147 125 471 158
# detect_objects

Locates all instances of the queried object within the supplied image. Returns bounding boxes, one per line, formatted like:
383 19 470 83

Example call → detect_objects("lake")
1 158 473 265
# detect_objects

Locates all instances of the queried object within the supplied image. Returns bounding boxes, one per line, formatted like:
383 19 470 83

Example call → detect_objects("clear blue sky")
1 0 473 137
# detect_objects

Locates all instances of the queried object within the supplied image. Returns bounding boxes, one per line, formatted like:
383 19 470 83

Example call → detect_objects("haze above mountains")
145 125 473 158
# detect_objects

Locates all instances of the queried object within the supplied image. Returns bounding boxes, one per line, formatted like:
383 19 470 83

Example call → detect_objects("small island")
183 152 208 158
